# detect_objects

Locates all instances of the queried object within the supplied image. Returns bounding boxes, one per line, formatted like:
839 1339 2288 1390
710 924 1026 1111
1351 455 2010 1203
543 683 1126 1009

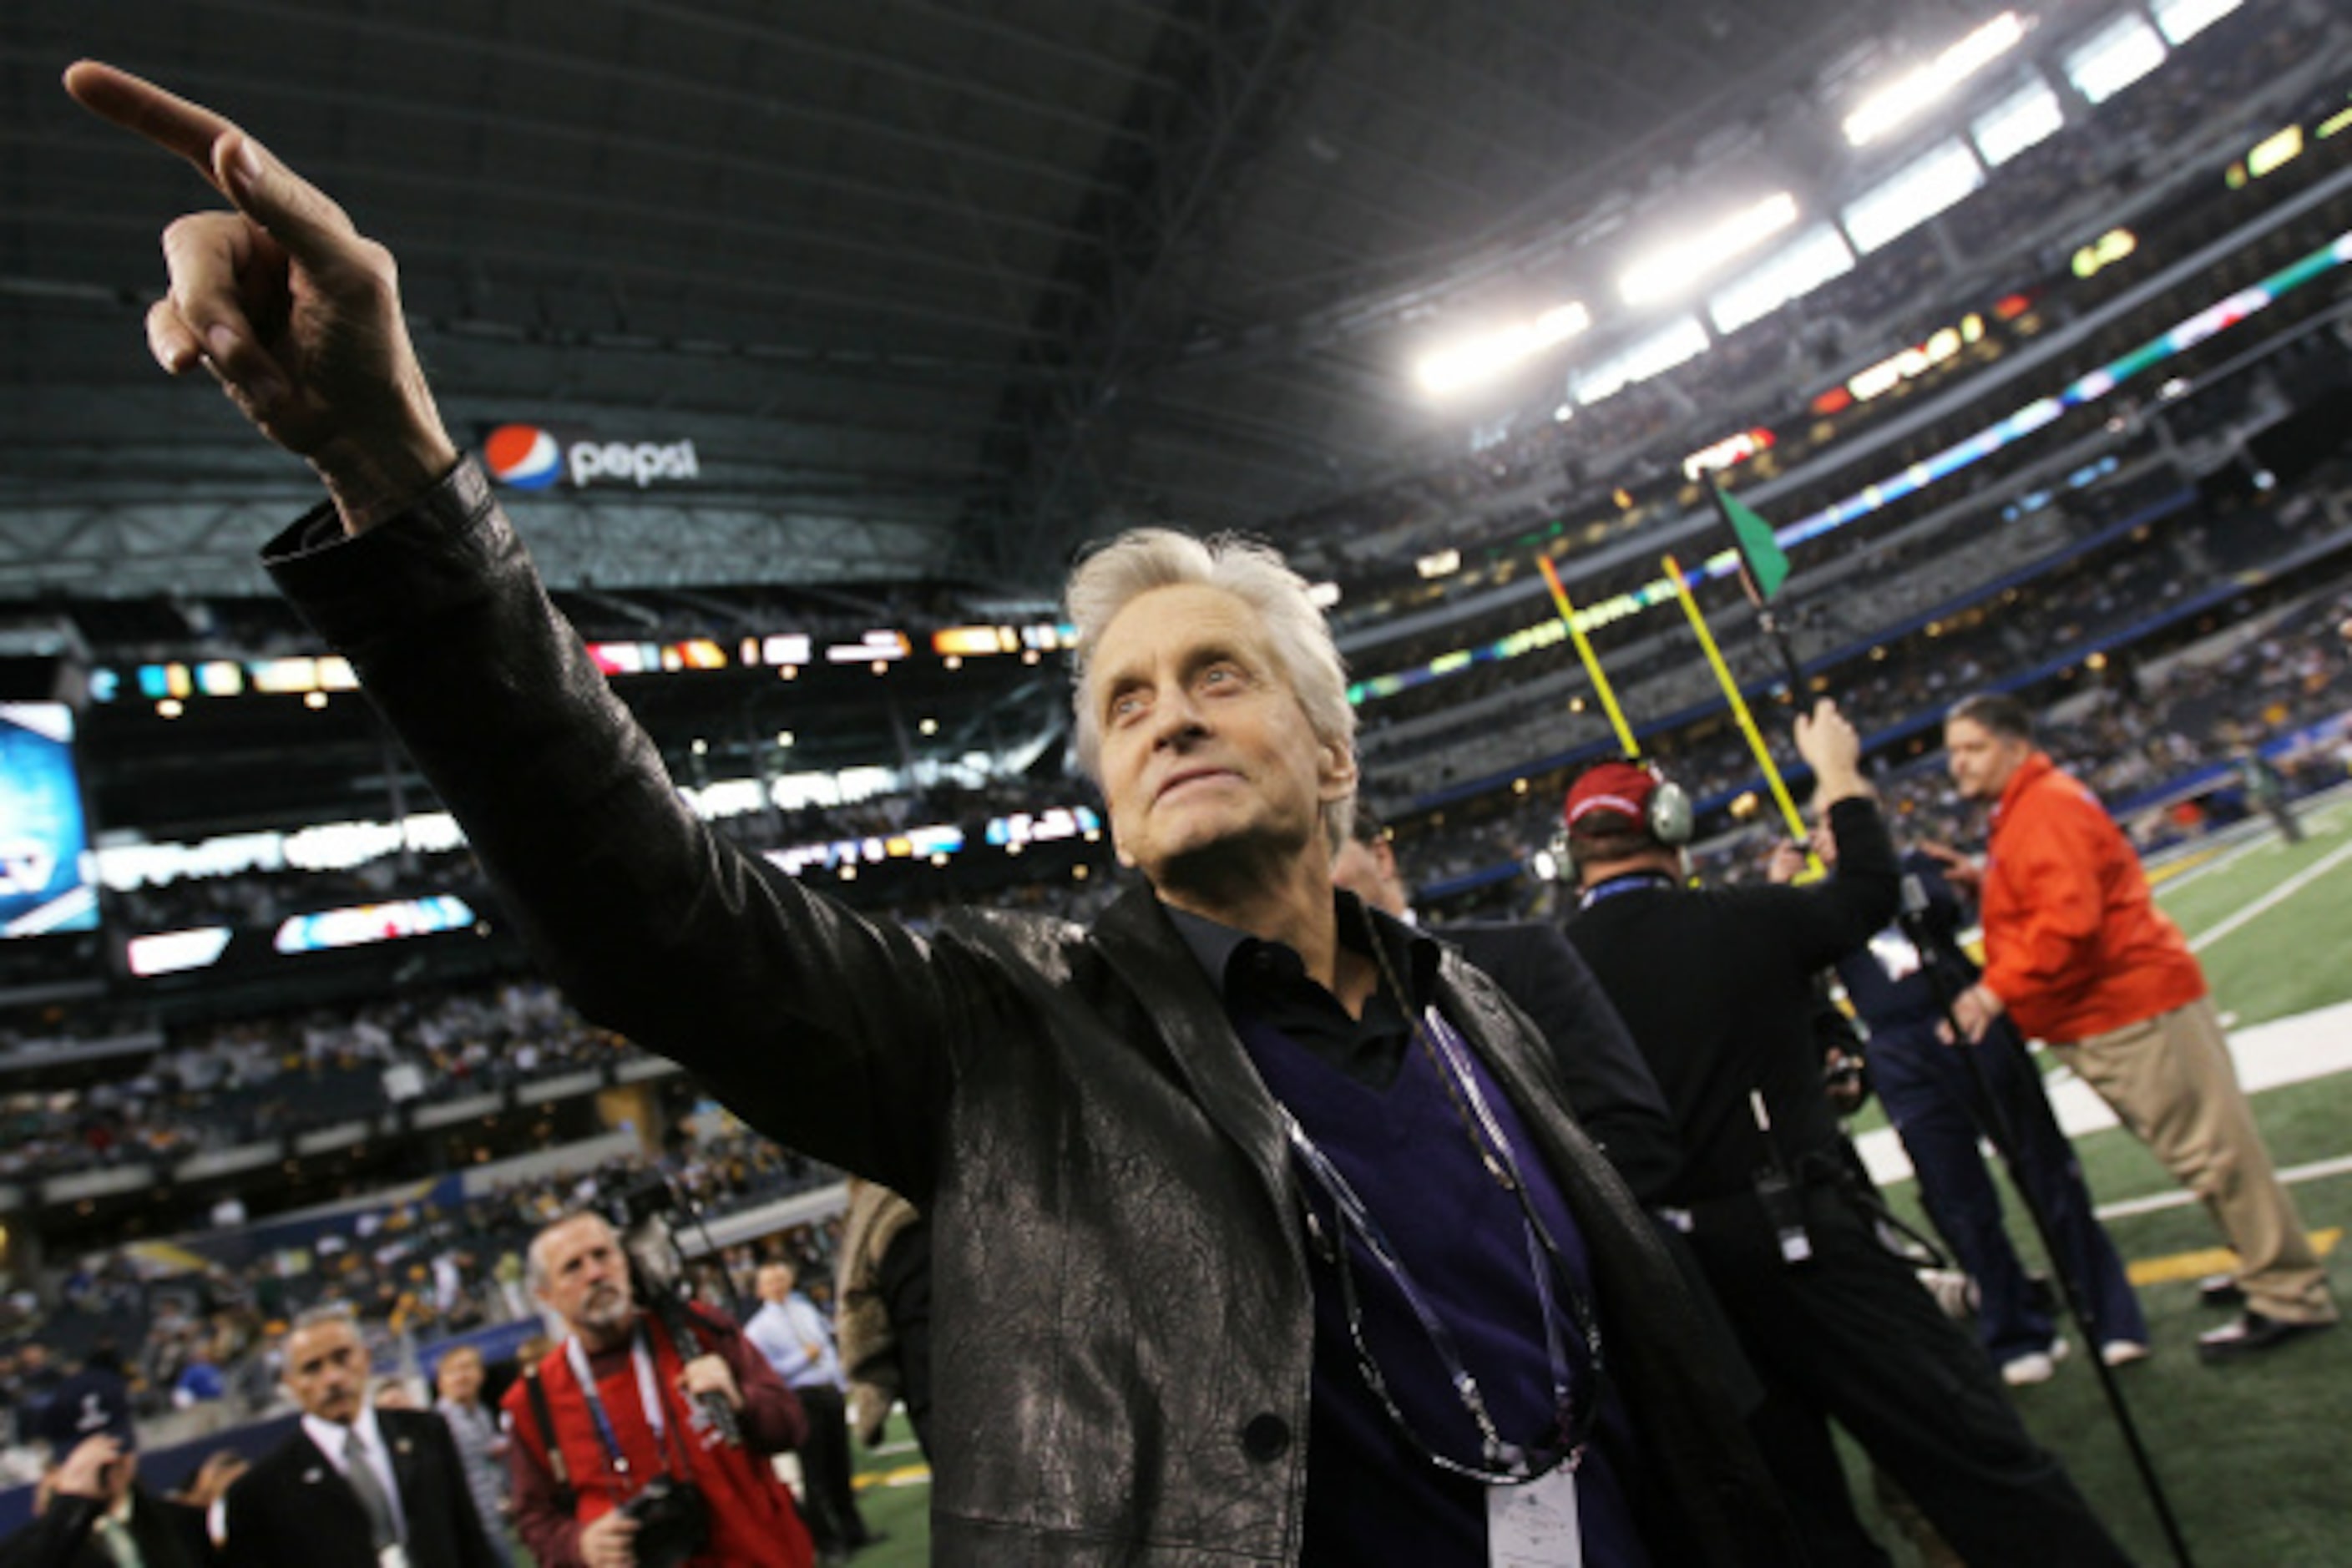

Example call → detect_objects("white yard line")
2184 833 2352 953
2149 789 2349 899
2095 1152 2352 1219
1855 999 2352 1189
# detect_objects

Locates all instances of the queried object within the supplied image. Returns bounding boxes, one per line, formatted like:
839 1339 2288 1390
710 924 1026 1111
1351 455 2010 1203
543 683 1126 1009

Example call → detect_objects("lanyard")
1281 1008 1605 1484
564 1327 686 1480
1577 871 1677 909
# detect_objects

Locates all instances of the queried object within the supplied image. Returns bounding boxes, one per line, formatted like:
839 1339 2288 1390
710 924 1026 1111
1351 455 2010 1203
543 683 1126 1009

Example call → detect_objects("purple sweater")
1239 1011 1651 1565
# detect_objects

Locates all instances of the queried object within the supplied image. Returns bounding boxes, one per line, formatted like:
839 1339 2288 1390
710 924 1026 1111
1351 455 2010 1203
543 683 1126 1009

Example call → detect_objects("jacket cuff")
1824 796 1879 831
260 458 507 649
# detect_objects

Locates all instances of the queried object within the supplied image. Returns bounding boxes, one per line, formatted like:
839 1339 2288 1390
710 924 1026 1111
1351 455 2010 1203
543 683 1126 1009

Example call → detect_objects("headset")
1553 760 1693 878
1645 765 1695 847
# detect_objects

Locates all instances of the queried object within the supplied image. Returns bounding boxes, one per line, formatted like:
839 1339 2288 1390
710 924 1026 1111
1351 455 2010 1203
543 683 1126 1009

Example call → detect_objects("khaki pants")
2057 996 2336 1324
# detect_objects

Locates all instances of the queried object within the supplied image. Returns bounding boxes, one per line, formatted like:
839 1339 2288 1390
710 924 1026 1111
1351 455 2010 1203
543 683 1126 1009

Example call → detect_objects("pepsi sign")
483 424 701 491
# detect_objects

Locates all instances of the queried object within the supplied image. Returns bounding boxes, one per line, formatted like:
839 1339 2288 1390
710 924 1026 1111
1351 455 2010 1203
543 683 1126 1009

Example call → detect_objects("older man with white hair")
69 60 1793 1567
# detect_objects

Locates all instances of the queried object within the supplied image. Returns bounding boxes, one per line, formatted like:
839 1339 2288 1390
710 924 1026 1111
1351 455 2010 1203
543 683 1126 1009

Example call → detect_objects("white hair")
286 1302 360 1339
1065 528 1356 850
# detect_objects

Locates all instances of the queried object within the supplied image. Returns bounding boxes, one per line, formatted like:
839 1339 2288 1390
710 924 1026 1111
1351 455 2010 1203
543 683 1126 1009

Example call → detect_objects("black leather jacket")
264 461 1793 1565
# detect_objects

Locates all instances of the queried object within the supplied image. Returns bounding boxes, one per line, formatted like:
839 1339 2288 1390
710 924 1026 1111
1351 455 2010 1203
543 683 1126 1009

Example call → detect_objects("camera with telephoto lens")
620 1475 711 1568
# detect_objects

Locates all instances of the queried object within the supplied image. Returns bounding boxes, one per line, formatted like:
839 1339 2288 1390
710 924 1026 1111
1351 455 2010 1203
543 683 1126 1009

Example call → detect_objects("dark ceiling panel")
3 0 2089 604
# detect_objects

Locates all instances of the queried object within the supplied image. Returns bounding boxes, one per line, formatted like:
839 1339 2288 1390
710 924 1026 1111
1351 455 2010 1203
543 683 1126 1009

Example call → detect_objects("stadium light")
1843 10 2027 147
1708 225 1854 335
1414 301 1592 396
1572 316 1711 406
2152 0 2240 46
1619 193 1800 306
1971 77 2064 168
1842 139 1984 255
2063 13 2167 105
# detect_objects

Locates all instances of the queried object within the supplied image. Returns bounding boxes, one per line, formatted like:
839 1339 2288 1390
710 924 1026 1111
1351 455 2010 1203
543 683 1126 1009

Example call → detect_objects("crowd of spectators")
1308 9 2346 645
0 980 629 1184
0 1121 837 1471
1357 450 2200 794
1396 564 2352 915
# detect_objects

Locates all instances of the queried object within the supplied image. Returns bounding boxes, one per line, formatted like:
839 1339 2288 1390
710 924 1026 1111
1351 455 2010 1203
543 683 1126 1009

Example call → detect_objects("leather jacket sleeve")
0 1494 101 1568
263 459 979 1200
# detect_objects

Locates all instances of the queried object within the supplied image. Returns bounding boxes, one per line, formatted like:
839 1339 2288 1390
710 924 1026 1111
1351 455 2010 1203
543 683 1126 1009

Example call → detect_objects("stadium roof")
2 0 2110 604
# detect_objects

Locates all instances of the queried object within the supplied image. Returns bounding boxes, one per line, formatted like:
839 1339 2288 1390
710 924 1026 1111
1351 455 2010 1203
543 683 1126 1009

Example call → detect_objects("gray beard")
575 1288 635 1342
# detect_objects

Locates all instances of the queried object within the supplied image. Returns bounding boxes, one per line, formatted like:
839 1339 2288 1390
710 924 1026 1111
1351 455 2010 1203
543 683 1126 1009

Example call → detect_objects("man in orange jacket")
1941 693 2337 1361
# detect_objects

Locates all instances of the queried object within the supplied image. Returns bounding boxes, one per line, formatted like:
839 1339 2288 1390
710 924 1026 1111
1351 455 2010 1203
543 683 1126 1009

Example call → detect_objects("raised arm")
1778 700 1900 965
65 63 966 1196
63 60 457 530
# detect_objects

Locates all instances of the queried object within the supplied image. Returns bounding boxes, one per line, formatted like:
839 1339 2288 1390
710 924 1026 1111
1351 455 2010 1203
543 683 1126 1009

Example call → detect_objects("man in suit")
219 1307 503 1568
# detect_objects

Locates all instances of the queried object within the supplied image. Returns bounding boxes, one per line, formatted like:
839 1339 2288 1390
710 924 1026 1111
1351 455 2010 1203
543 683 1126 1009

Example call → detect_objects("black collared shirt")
1166 892 1439 1089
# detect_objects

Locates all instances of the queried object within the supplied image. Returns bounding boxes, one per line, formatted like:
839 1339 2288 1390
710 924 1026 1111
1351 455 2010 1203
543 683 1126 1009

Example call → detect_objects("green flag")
1712 484 1789 601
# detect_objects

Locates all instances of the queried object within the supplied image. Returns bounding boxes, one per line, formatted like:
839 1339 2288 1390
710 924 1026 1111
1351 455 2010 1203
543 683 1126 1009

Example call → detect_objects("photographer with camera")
505 1211 815 1568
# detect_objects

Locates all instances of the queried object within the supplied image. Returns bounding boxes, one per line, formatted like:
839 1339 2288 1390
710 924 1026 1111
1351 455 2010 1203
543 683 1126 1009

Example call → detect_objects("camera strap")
519 1364 575 1511
564 1323 697 1485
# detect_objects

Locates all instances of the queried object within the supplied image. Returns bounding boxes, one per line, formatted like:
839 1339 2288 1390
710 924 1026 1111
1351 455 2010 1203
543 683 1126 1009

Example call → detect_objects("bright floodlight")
1572 316 1711 407
1707 224 1855 336
1844 11 2027 147
2152 0 2241 45
1971 76 2064 168
2064 13 2167 105
1619 193 1801 306
1415 301 1593 396
1842 139 1984 255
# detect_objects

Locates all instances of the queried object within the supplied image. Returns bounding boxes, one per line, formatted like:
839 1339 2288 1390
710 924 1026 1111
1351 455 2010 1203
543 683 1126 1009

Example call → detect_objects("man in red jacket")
1942 693 2337 1360
503 1211 814 1568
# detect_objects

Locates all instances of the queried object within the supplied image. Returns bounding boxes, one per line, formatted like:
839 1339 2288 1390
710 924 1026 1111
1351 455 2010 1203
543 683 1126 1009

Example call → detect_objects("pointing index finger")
63 59 240 199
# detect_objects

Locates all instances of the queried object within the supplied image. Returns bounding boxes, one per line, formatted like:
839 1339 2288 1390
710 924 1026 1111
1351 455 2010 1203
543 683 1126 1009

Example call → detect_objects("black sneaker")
2197 1312 2336 1362
2198 1273 2247 1308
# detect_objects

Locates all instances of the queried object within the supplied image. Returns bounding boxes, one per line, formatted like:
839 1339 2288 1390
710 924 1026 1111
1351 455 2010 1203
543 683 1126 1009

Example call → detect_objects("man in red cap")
1561 701 2130 1568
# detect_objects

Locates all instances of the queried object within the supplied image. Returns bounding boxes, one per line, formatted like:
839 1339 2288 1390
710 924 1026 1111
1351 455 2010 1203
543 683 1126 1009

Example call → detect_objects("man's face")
1945 716 2029 802
756 1264 795 1304
281 1320 368 1425
534 1216 635 1339
434 1350 482 1405
1331 837 1405 918
1090 584 1352 893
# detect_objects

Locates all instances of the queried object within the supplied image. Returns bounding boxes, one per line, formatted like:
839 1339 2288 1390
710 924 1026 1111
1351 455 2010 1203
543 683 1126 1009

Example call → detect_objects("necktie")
97 1512 146 1568
342 1429 401 1549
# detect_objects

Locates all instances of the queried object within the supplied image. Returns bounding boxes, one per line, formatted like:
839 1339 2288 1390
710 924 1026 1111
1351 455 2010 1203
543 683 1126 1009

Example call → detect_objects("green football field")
846 797 2352 1565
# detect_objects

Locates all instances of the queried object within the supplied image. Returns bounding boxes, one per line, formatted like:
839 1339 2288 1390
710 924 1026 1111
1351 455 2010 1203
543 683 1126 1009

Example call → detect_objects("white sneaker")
2000 1337 2071 1386
1919 1267 1977 1320
2100 1338 2152 1368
